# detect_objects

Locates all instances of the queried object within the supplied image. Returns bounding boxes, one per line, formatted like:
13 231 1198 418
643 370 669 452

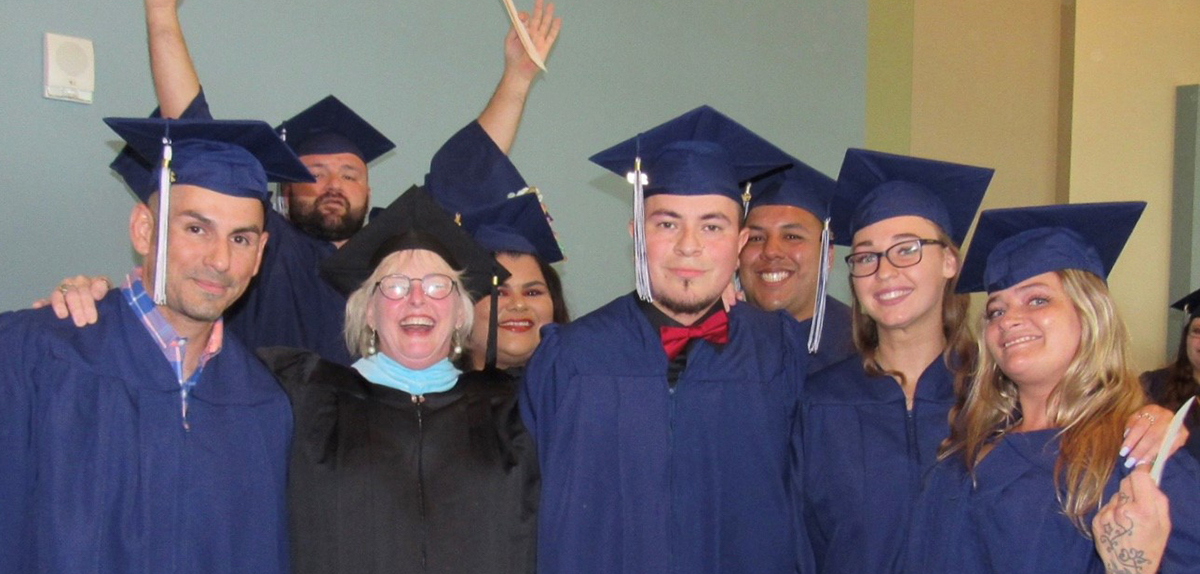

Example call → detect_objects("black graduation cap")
1171 288 1200 319
956 202 1146 294
831 148 994 247
276 95 395 164
320 186 509 301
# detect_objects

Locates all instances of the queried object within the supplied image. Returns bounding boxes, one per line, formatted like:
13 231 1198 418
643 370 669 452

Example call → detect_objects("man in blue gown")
0 118 312 574
521 106 811 574
740 162 854 374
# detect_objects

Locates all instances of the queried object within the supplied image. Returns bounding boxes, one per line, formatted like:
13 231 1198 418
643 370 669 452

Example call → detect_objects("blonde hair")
343 249 475 359
849 226 975 385
940 269 1145 533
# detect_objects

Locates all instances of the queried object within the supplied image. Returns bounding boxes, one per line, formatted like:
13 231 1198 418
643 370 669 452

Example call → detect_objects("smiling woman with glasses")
256 188 539 574
798 149 994 574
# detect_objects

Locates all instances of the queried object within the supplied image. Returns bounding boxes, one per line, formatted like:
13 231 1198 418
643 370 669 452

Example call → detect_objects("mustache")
190 270 234 289
316 192 349 207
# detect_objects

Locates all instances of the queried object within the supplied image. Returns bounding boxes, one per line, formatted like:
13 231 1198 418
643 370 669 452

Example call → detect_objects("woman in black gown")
258 188 538 574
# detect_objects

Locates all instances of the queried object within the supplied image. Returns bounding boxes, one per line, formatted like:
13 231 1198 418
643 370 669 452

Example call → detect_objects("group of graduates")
3 1 1200 573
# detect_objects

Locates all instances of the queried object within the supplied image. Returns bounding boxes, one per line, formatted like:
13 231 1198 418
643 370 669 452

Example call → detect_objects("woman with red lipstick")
907 202 1200 574
257 188 538 574
464 250 568 373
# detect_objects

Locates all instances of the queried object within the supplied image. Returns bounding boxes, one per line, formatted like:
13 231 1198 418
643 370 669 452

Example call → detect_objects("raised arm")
143 0 201 118
476 0 562 154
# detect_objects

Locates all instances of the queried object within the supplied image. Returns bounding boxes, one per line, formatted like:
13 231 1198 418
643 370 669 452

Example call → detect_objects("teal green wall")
0 0 866 314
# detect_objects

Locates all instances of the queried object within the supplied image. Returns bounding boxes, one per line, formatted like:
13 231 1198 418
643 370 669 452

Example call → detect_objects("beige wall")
910 0 1061 213
1068 0 1200 369
869 0 1200 370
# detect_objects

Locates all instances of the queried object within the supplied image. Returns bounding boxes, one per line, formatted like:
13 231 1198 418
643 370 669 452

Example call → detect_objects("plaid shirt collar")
121 268 224 386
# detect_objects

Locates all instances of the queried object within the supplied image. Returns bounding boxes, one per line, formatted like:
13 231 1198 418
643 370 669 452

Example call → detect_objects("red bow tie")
659 310 729 360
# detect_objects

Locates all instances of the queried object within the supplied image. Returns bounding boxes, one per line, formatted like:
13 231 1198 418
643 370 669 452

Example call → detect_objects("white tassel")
153 135 173 306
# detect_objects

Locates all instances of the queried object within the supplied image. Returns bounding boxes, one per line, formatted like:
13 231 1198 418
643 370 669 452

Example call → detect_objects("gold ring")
58 284 71 295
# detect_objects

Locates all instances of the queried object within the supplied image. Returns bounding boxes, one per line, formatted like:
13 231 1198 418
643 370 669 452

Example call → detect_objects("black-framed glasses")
845 238 946 278
374 273 457 300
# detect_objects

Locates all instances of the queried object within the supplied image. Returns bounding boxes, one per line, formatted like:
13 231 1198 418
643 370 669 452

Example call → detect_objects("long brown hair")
849 227 975 385
940 269 1145 533
1151 317 1200 427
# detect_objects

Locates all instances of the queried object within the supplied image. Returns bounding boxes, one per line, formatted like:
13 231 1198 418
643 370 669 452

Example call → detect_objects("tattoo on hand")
1098 519 1150 574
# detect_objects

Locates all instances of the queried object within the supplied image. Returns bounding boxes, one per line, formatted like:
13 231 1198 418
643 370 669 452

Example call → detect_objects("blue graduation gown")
521 294 810 574
906 429 1200 574
225 209 351 365
799 355 955 574
796 295 855 375
0 291 292 574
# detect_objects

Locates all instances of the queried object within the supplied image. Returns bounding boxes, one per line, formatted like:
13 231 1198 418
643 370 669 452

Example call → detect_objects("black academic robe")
0 292 292 574
797 295 855 375
520 293 810 574
800 354 955 574
906 429 1200 574
257 347 539 574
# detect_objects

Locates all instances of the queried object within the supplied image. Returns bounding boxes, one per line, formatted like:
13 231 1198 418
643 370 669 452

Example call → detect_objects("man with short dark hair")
521 106 811 574
0 118 311 574
740 163 855 374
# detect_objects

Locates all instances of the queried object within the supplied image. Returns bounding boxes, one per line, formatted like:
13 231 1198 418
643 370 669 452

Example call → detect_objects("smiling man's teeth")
759 271 792 284
400 317 434 327
1005 335 1038 348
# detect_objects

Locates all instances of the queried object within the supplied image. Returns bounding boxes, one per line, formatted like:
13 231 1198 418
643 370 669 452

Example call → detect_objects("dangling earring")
368 328 378 356
452 332 463 357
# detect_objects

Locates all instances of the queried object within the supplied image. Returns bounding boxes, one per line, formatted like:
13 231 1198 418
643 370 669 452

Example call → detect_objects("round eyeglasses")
844 238 946 278
374 273 457 300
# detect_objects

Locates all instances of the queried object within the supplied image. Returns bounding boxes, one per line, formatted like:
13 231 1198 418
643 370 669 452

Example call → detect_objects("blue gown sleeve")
782 315 815 574
519 323 566 450
1158 453 1200 573
0 311 43 573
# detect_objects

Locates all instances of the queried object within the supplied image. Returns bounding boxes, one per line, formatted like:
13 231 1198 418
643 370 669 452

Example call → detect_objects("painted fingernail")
1119 446 1130 457
1123 428 1130 438
1124 457 1137 469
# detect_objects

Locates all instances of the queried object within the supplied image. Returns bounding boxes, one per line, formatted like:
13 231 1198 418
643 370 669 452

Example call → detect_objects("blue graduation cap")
276 95 395 164
955 202 1146 294
105 116 315 304
747 161 836 222
746 161 838 353
109 89 214 201
461 192 564 264
830 148 994 247
588 105 793 301
1171 288 1200 319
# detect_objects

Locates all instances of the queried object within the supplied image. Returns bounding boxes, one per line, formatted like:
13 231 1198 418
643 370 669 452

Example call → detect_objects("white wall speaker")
44 33 95 104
